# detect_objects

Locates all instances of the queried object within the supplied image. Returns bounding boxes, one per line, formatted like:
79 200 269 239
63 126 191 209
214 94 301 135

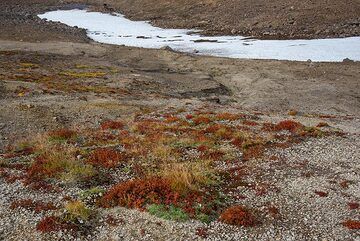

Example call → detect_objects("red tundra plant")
87 148 126 168
100 120 124 130
348 202 359 210
219 205 256 227
36 216 77 233
99 177 177 209
275 120 303 132
10 199 57 213
343 220 360 230
49 128 76 140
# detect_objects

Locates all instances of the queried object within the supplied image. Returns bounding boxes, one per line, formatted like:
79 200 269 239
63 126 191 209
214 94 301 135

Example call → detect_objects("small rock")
343 58 354 63
160 45 174 52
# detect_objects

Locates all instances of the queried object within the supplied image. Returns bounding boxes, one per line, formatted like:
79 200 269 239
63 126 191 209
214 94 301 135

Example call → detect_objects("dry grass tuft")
160 160 217 193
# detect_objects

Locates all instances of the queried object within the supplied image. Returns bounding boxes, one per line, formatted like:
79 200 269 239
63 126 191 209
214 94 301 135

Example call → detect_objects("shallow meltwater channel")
38 9 360 62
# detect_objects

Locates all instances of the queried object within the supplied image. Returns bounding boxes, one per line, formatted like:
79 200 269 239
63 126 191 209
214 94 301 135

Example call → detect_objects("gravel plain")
1 127 359 240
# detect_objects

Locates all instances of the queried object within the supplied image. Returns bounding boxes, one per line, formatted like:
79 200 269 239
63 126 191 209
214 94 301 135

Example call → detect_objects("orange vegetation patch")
99 177 220 218
164 116 180 123
100 177 178 209
243 145 265 161
87 148 126 168
10 199 57 213
342 220 360 230
193 116 212 125
215 112 240 121
100 120 124 130
275 120 303 132
219 205 256 227
243 120 258 126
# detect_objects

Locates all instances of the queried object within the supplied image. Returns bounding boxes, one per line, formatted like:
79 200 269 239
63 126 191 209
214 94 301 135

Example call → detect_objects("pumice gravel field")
0 0 359 240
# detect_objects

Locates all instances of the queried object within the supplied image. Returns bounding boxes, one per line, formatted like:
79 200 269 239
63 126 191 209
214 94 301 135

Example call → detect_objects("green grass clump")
147 204 189 222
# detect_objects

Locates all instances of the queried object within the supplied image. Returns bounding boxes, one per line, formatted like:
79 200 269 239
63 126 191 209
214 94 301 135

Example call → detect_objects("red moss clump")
99 177 176 209
216 113 239 121
36 216 77 233
267 206 280 217
197 145 208 153
339 180 350 189
195 227 208 238
262 122 277 132
193 116 211 125
185 114 193 120
219 205 256 227
99 177 216 218
164 116 180 123
4 163 26 170
22 179 54 192
274 120 303 132
342 220 360 230
203 150 225 160
10 199 57 213
204 124 222 134
243 145 265 161
4 174 24 184
348 202 359 210
242 120 259 126
100 120 124 130
87 148 125 168
26 155 55 180
49 129 76 140
314 190 328 197
231 138 244 148
105 215 124 226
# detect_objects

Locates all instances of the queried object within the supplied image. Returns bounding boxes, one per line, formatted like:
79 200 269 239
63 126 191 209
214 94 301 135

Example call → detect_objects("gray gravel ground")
1 134 359 240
